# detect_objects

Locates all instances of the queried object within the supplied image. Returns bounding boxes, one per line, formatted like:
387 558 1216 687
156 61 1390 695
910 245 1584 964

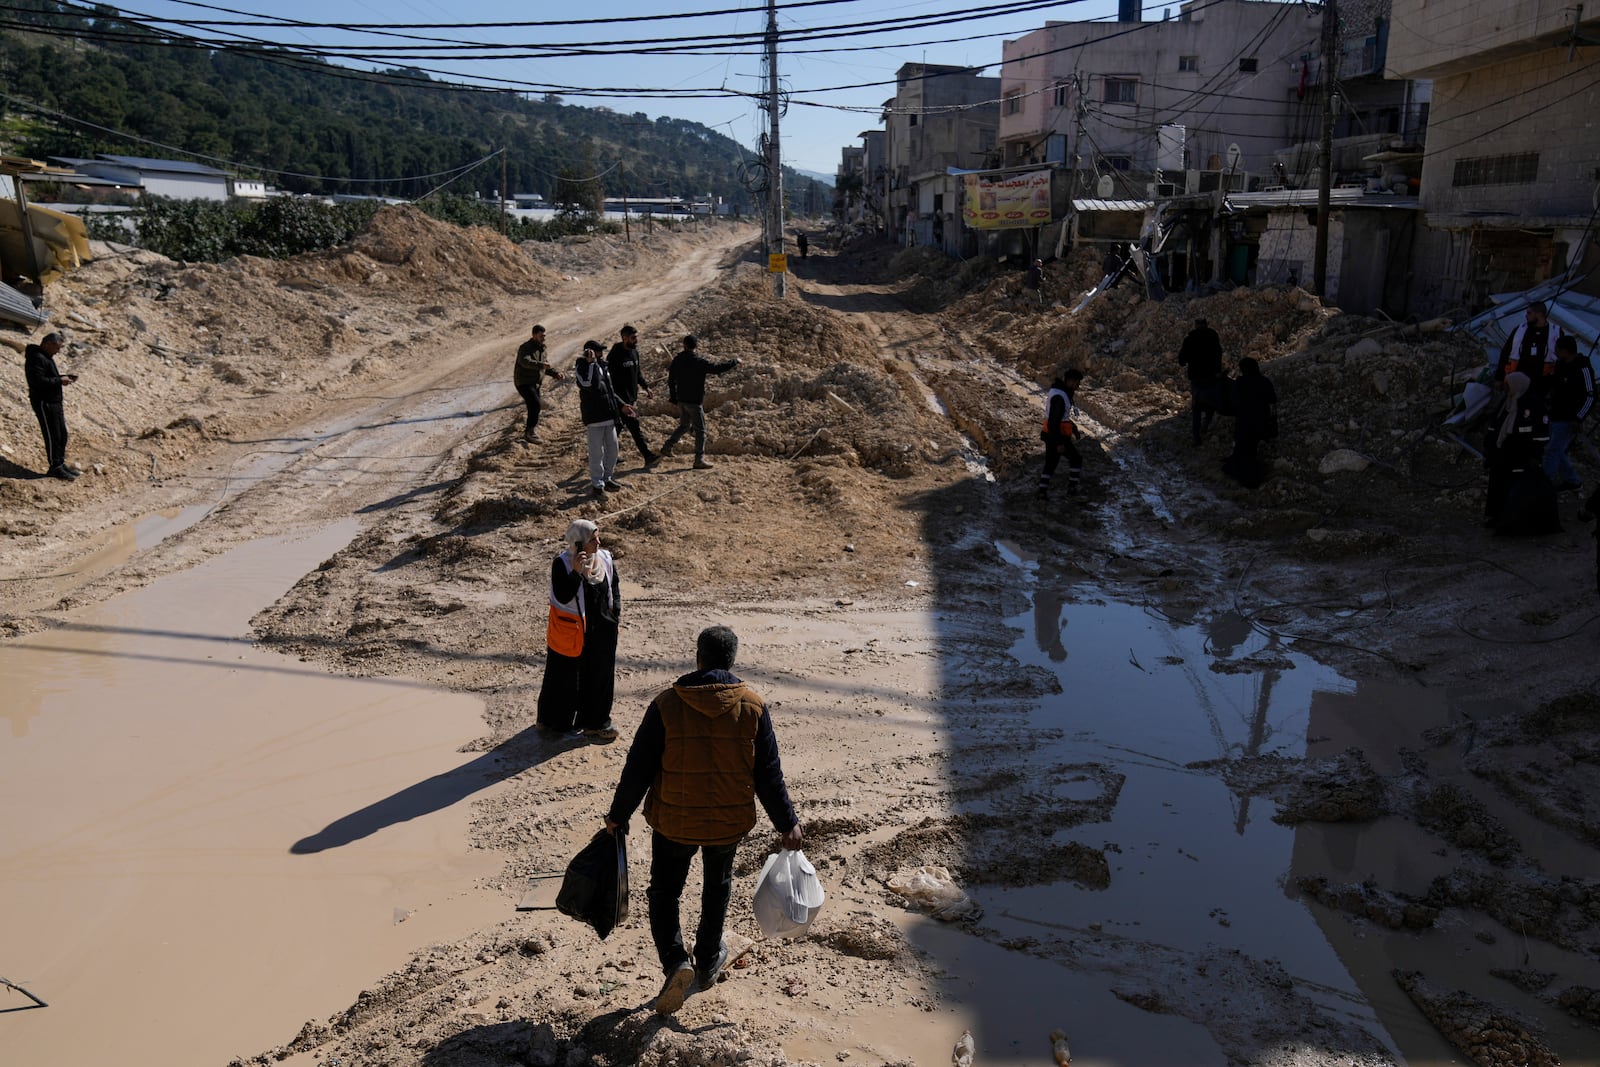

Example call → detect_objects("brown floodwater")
0 521 506 1066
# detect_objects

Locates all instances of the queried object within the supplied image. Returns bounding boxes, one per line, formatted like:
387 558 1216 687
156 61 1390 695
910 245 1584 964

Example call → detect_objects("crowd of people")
514 323 743 497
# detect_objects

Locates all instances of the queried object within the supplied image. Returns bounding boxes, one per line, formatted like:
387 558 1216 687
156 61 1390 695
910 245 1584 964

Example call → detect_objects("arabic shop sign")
962 169 1052 230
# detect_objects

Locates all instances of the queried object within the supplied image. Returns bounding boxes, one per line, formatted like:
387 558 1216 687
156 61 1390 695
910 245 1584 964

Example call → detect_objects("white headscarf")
1497 372 1530 448
563 519 604 582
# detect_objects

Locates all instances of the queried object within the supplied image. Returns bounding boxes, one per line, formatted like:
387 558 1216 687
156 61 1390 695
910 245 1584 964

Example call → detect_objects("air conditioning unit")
1155 182 1177 197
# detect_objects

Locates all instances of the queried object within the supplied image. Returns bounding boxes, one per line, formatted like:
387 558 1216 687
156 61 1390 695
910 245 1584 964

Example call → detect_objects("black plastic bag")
556 829 629 940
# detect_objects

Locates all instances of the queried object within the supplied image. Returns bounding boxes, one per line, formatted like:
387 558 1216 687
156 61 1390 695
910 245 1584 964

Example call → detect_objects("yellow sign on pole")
768 253 788 273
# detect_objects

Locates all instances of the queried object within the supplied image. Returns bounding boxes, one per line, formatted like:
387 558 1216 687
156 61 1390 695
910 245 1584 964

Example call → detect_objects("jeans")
1544 420 1582 487
647 831 740 974
663 404 707 459
585 422 620 486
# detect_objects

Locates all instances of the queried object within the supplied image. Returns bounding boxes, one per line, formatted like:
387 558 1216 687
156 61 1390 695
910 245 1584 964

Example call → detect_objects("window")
1004 90 1023 115
1238 57 1259 73
1053 80 1071 107
909 113 918 127
1104 155 1133 172
1178 55 1198 72
1103 78 1137 104
1452 153 1539 187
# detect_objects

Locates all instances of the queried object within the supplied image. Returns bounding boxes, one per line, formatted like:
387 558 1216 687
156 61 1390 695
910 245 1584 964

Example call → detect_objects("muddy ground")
3 208 1600 1067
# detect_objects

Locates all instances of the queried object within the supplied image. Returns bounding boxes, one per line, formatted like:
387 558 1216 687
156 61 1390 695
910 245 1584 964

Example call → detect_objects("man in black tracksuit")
513 324 562 442
661 335 740 470
606 324 659 465
24 332 78 481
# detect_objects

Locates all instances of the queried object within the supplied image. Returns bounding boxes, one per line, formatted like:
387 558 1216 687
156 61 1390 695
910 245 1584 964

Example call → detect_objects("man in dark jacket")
1223 356 1277 487
513 324 562 443
575 340 633 495
605 325 659 465
661 335 740 470
605 625 802 1015
24 331 78 480
1543 335 1593 492
1177 318 1224 446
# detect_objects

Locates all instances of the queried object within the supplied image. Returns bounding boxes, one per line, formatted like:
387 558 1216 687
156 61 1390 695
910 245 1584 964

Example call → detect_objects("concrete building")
882 63 1000 252
834 144 866 223
1387 0 1600 315
997 0 1322 199
859 129 887 234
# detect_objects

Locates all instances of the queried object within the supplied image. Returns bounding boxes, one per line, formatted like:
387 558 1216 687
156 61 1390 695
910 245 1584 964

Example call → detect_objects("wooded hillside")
0 0 829 211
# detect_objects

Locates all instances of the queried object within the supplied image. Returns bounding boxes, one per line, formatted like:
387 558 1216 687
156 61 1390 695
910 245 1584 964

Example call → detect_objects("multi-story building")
997 0 1322 198
1387 0 1600 314
882 63 1000 251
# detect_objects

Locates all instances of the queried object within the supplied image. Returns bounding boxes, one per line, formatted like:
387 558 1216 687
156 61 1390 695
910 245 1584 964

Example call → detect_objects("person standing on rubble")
1222 357 1278 487
24 331 78 481
1037 367 1085 498
606 325 659 467
661 335 740 470
1023 259 1046 305
1495 302 1563 395
575 339 632 496
513 324 563 443
1543 335 1593 494
1177 317 1225 446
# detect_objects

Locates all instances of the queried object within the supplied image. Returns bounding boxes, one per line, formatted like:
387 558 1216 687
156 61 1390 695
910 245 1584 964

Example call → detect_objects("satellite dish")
1097 175 1115 198
1226 143 1242 171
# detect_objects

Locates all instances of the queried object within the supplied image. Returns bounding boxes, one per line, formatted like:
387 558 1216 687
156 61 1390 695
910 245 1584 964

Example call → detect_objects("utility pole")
765 0 786 299
621 163 631 243
1312 0 1337 297
500 147 507 234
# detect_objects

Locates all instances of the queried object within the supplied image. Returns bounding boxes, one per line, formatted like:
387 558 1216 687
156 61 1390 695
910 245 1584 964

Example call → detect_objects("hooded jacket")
24 343 65 403
607 668 797 846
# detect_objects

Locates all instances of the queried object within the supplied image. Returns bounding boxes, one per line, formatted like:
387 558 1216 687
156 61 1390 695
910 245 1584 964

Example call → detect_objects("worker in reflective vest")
1037 367 1084 498
537 518 622 742
1496 302 1564 395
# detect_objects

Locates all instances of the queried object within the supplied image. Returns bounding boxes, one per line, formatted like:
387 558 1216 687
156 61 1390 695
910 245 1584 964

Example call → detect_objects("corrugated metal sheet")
1226 188 1421 210
0 280 47 328
1071 199 1153 212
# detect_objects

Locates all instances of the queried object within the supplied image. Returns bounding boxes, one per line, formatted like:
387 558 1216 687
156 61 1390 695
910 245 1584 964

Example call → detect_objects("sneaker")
655 961 694 1015
592 484 607 497
582 724 619 743
524 430 542 443
604 478 626 491
643 452 661 467
693 458 714 470
48 466 76 481
658 443 675 458
695 941 729 989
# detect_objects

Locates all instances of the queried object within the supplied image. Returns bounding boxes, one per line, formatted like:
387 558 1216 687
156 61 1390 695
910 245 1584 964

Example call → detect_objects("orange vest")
1042 387 1077 437
545 549 613 658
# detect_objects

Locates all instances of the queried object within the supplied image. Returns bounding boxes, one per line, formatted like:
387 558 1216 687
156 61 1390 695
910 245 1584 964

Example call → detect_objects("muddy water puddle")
0 522 506 1066
962 547 1600 1064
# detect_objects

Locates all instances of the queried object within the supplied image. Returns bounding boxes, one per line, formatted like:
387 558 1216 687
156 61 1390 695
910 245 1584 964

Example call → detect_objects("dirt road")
5 216 1600 1067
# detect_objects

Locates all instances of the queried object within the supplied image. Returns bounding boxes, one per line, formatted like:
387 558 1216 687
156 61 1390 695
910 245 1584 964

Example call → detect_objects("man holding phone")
24 331 78 481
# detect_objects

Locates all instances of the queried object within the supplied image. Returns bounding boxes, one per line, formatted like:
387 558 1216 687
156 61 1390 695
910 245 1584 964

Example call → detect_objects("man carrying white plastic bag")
605 625 804 1015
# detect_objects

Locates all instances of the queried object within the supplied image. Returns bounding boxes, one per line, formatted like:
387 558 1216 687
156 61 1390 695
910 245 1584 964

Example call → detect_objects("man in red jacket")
605 625 802 1015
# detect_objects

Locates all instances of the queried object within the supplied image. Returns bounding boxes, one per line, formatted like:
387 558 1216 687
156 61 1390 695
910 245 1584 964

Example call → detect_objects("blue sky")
118 0 1140 176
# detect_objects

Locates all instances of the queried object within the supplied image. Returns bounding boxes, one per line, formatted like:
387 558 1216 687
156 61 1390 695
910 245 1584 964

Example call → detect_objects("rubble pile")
642 270 963 477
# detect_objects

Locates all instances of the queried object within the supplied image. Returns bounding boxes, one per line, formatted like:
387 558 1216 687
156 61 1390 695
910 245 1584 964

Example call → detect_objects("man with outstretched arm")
603 625 802 1016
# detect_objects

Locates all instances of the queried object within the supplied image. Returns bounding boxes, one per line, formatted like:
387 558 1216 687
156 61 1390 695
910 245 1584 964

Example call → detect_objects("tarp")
962 169 1052 230
0 197 92 283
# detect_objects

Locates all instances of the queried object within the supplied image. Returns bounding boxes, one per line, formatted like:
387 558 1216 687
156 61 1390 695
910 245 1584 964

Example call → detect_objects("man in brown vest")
605 625 803 1015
